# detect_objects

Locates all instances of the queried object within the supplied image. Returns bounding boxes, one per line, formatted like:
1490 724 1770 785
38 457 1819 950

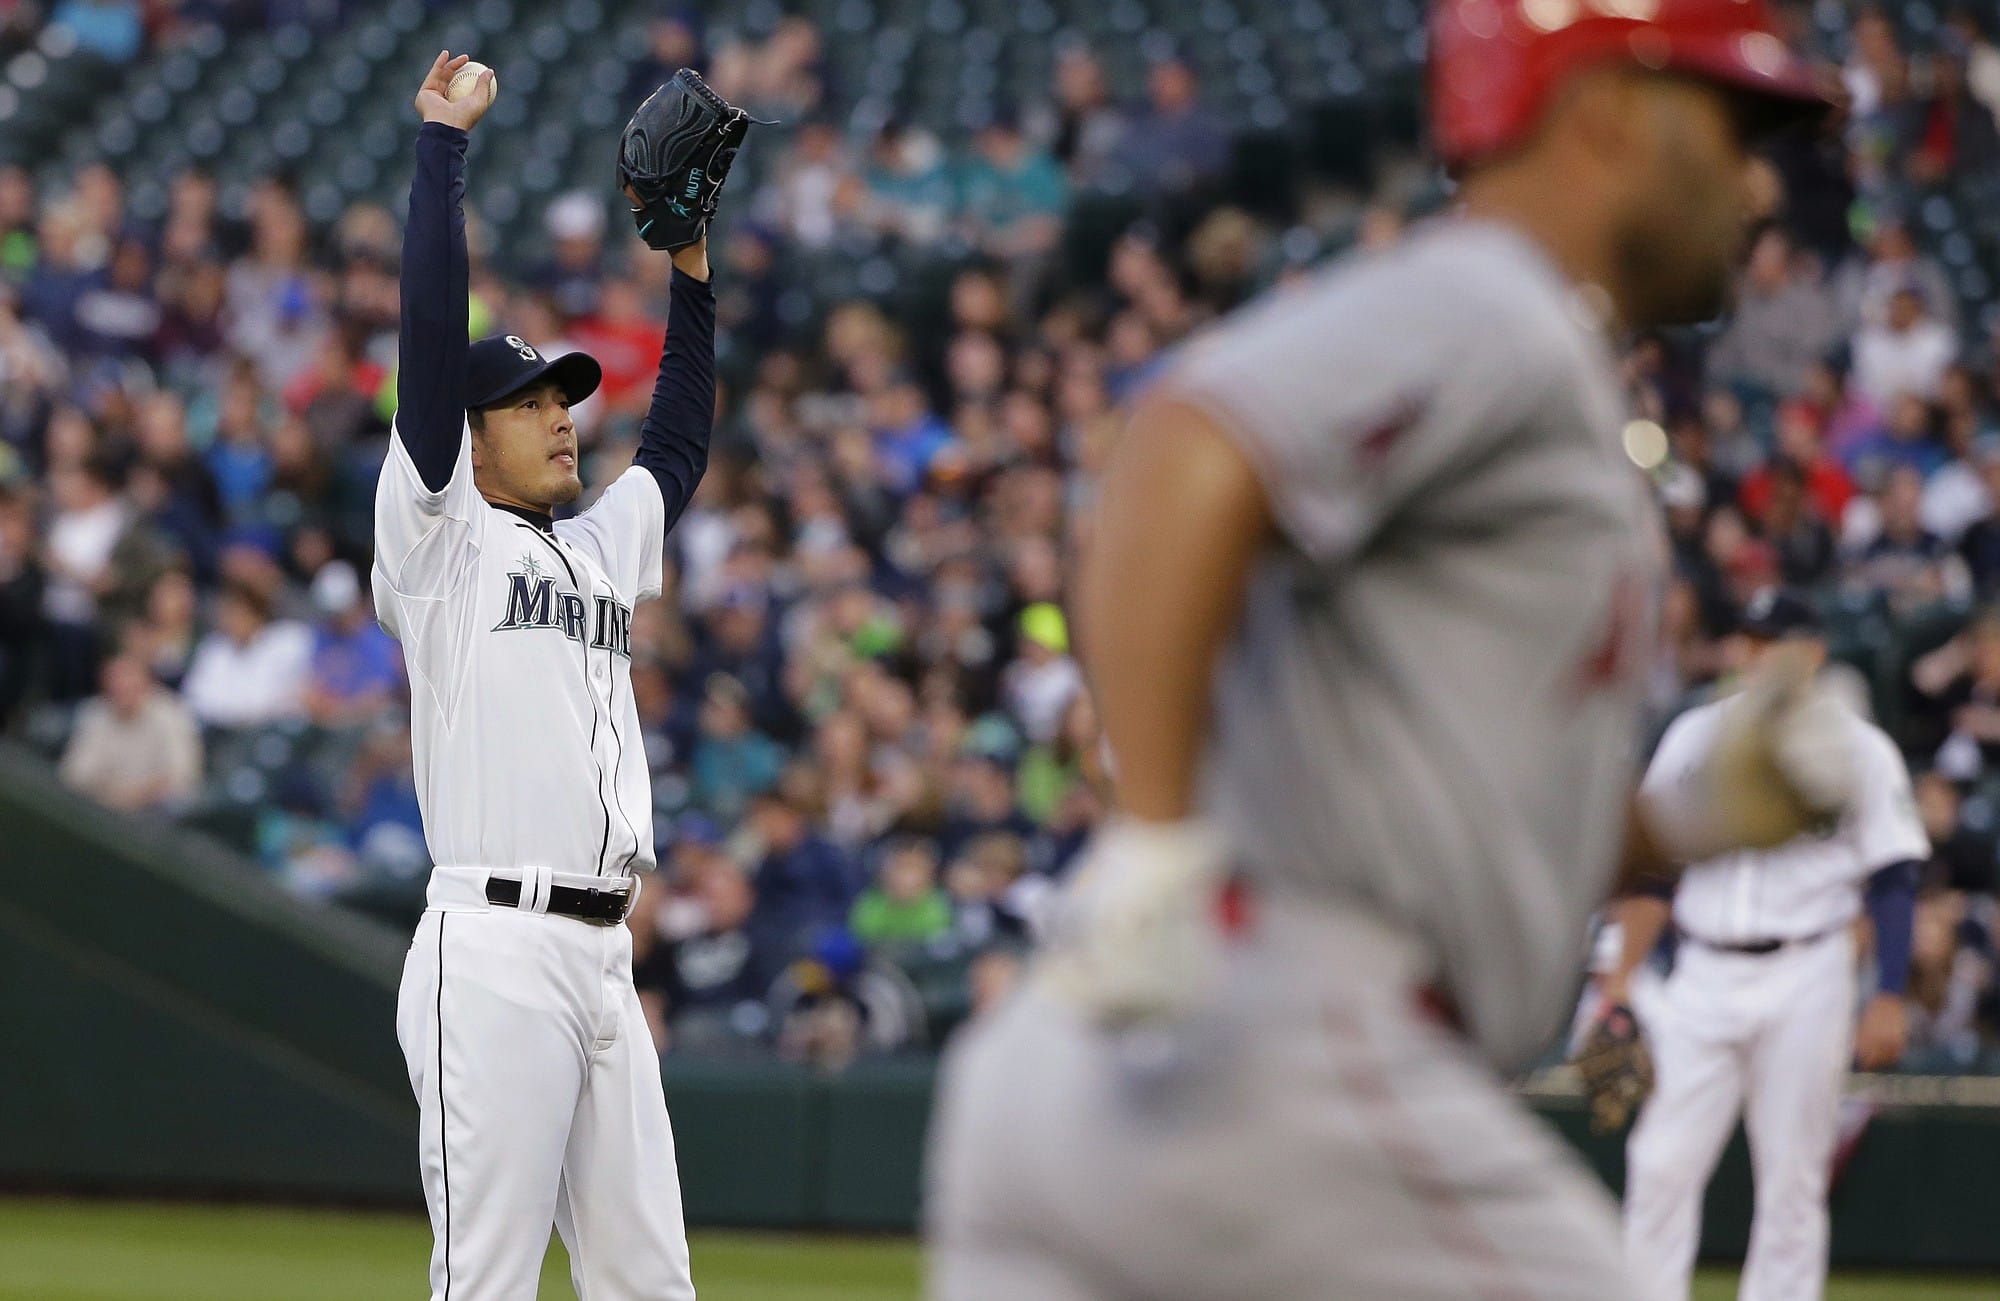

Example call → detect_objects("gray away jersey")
373 424 666 877
1169 219 1663 1074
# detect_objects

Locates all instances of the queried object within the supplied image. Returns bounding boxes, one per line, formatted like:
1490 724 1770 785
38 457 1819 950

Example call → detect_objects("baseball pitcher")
378 53 753 1300
1612 590 1928 1301
924 3 1845 1297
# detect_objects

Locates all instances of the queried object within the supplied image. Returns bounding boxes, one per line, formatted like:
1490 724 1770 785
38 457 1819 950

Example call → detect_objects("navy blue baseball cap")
1740 587 1823 639
465 333 603 410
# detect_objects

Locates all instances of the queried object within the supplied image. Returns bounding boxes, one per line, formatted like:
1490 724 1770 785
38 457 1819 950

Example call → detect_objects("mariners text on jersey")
494 552 635 657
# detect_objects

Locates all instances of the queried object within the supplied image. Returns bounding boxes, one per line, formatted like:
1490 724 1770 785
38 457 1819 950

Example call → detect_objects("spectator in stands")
41 451 129 698
179 576 311 729
223 185 324 388
130 390 221 578
1908 877 1997 1067
869 375 952 497
302 560 401 729
957 111 1068 262
849 836 951 950
1911 34 2000 185
623 12 706 111
1803 354 1885 466
757 119 860 251
58 651 200 813
943 830 1049 948
1707 227 1841 398
1741 400 1855 527
1922 426 1997 547
69 162 122 252
746 781 855 950
1017 687 1101 816
860 121 955 248
1959 452 2000 596
0 481 44 723
0 3 40 60
691 673 784 822
1124 54 1230 198
1849 465 1969 611
339 720 425 875
939 738 1036 861
1950 6 2000 128
531 191 607 323
730 14 826 123
1913 610 2000 774
1700 387 1764 483
1843 7 1905 120
1757 460 1839 587
1905 765 2000 1067
1846 390 1951 485
49 0 143 63
203 363 274 522
19 203 94 355
690 580 788 733
0 165 34 285
1854 284 1959 408
123 564 197 690
1043 45 1128 189
1837 217 1958 335
1001 602 1081 745
73 237 158 365
635 854 780 1055
572 277 665 416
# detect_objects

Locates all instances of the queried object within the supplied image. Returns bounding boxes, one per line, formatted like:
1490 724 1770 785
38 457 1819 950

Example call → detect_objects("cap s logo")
505 335 539 362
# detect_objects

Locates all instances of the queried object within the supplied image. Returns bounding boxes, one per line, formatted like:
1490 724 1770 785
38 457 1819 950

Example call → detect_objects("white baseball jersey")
1167 218 1662 1073
372 424 666 877
1642 695 1929 942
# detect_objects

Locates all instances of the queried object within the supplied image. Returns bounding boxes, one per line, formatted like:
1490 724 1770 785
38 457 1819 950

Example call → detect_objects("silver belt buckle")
583 876 638 925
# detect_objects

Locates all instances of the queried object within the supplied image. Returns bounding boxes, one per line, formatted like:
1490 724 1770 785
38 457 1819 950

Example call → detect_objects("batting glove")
1039 818 1228 1028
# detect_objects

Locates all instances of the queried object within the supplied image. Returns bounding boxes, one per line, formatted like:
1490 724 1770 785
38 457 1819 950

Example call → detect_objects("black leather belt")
1682 924 1842 956
486 876 633 926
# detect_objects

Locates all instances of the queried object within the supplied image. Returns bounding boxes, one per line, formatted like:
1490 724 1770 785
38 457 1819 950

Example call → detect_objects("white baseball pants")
395 866 695 1301
926 894 1664 1300
1624 930 1856 1301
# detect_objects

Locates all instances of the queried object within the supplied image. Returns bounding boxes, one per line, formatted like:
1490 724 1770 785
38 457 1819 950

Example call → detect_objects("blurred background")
4 0 2000 1296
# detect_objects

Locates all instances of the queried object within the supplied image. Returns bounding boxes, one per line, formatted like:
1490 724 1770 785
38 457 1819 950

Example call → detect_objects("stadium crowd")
1 1 1999 1069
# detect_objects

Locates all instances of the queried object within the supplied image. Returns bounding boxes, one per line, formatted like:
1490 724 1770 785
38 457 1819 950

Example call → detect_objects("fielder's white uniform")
375 427 695 1300
928 219 1668 1299
1624 699 1926 1300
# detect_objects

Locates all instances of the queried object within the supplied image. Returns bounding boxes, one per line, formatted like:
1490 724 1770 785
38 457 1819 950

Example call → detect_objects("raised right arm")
396 52 493 491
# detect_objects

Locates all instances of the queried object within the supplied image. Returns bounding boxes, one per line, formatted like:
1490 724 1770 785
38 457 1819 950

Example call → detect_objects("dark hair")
80 449 125 492
467 408 487 435
219 577 272 622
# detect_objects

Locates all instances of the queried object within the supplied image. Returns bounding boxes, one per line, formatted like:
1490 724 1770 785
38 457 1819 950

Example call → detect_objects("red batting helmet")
1429 0 1832 172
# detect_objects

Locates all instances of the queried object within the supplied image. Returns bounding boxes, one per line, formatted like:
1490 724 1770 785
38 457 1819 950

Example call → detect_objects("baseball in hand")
447 61 497 105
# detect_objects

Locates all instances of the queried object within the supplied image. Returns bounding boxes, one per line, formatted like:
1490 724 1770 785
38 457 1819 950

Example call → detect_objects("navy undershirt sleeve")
396 121 471 493
633 268 716 537
1865 860 1920 996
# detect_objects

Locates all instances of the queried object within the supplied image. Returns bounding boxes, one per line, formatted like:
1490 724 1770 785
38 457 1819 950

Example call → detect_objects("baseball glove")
617 68 760 252
1573 1003 1654 1134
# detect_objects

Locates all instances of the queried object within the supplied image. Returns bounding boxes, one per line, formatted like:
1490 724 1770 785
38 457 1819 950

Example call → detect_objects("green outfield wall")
3 741 1998 1269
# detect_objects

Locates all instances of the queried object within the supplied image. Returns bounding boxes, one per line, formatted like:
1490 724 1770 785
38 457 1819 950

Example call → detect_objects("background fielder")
378 53 741 1300
1611 589 1928 1301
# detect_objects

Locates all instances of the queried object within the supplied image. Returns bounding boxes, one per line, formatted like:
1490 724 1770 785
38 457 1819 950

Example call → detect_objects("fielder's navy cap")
1741 587 1822 639
465 333 603 410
